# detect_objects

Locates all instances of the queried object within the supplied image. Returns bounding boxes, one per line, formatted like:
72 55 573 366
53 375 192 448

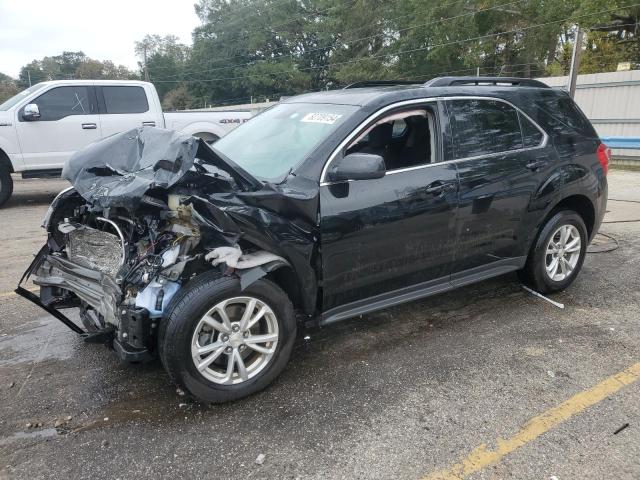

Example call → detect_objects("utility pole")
568 27 583 98
143 44 150 82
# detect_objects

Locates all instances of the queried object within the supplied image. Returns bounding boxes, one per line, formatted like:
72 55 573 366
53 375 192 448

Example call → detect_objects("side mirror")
22 103 41 121
328 153 386 182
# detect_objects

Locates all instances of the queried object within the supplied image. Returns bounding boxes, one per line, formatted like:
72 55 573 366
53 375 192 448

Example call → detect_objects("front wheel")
159 273 296 403
0 166 13 207
518 210 588 294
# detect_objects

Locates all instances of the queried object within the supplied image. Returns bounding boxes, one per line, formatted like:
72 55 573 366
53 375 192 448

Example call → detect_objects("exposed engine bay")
18 127 318 361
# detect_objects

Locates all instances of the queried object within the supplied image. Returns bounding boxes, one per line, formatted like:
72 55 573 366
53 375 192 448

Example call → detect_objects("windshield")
0 83 47 111
213 102 358 179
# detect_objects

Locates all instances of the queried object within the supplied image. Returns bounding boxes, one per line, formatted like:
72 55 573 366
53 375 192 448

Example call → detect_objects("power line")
198 57 626 107
146 0 477 77
152 2 640 85
155 0 528 81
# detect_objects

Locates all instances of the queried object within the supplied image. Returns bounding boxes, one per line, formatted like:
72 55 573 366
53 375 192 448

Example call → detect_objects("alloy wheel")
545 224 581 282
191 296 279 385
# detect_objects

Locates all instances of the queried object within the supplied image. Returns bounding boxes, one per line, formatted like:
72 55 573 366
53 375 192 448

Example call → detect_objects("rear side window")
29 86 95 121
102 86 149 114
519 113 544 148
447 99 523 158
526 92 597 139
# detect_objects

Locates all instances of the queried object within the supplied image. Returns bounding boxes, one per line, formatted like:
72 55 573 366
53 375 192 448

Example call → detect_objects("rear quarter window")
525 92 597 139
102 86 149 114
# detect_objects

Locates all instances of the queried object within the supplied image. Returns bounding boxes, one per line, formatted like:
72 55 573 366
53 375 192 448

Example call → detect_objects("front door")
15 85 101 170
444 97 551 276
320 102 459 313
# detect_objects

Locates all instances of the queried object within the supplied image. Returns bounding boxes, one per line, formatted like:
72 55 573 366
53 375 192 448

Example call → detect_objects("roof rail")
424 76 549 88
343 80 423 89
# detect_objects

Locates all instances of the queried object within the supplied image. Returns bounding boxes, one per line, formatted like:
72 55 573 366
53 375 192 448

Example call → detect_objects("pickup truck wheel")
159 273 296 403
518 210 588 294
0 166 13 207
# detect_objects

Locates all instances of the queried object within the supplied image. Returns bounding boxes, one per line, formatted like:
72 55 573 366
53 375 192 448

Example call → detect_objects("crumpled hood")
63 127 259 209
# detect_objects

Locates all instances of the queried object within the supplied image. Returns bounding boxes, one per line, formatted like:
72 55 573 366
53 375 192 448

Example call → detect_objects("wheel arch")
545 194 596 239
192 131 220 144
178 121 226 140
264 265 306 314
0 148 14 173
523 193 596 263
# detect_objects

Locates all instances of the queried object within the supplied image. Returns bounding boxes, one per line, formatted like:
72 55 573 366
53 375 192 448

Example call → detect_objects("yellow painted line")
0 287 38 299
423 362 640 480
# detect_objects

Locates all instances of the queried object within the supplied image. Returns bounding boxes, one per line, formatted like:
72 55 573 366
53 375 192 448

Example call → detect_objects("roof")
283 85 431 107
282 76 552 108
36 79 153 87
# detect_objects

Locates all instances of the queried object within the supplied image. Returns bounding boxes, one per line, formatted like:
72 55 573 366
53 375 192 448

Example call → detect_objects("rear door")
15 85 100 170
97 85 162 138
320 101 459 315
444 97 551 279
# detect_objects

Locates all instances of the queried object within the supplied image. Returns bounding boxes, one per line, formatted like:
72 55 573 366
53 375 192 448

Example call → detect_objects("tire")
518 210 588 294
0 165 13 208
158 272 296 403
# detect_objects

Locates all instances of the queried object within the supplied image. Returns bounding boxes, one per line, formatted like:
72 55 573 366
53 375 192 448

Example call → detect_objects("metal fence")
538 70 640 160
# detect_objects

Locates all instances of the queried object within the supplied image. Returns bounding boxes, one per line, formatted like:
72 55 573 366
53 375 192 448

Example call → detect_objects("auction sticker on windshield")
301 112 343 124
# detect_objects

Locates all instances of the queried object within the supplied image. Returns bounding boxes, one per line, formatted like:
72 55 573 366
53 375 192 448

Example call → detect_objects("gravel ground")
0 171 639 480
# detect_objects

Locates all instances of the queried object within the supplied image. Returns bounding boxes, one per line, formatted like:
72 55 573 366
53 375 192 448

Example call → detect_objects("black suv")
18 77 609 403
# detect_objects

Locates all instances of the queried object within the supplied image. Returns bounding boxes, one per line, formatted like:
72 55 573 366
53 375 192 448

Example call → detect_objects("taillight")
597 143 611 175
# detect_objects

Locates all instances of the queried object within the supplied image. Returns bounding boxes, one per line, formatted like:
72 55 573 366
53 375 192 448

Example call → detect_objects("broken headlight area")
27 190 219 360
18 127 315 362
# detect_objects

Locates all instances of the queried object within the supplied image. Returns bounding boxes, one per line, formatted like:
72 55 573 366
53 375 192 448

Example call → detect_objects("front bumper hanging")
16 243 86 336
14 286 85 335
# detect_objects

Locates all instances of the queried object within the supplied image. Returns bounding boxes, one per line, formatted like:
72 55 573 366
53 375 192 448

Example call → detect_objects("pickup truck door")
319 101 459 317
14 85 101 171
97 85 163 137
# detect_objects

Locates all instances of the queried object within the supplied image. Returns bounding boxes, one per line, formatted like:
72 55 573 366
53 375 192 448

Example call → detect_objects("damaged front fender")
19 126 321 353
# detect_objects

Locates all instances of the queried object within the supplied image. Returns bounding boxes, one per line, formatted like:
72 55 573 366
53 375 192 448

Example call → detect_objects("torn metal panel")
32 255 122 326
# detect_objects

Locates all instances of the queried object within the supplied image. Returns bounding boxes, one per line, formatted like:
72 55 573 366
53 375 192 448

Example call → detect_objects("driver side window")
27 86 96 121
346 106 436 171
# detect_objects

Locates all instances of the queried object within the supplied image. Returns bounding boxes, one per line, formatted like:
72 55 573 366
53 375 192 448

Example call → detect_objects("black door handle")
422 181 456 196
82 123 97 130
526 160 548 171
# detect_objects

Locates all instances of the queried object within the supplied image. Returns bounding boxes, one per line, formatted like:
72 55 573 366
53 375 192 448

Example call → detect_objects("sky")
0 0 201 78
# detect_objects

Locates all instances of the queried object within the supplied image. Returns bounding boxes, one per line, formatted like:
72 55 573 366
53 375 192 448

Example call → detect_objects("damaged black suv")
18 77 608 403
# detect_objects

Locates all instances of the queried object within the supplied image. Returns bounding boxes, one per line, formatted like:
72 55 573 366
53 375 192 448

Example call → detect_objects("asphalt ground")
0 170 639 480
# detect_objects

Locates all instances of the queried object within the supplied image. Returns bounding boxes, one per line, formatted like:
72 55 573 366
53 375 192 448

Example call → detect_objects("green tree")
162 84 197 110
135 35 190 100
137 0 639 106
0 73 19 103
18 51 138 87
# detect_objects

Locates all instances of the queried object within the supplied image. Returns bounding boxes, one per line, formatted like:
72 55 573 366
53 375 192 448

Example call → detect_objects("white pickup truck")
0 80 253 206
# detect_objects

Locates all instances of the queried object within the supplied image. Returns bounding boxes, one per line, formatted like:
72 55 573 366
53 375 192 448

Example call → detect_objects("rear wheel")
159 273 296 403
0 165 13 207
518 210 588 293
